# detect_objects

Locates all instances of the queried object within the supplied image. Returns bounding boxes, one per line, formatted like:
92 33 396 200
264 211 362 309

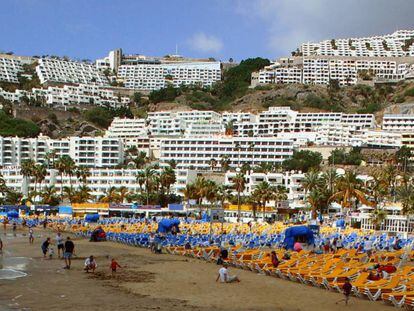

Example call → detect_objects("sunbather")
216 263 240 283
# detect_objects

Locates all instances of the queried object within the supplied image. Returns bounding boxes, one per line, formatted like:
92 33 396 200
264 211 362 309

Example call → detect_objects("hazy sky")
1 0 414 61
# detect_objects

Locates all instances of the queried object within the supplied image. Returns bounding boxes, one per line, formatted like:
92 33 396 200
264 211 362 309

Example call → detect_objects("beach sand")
0 229 393 311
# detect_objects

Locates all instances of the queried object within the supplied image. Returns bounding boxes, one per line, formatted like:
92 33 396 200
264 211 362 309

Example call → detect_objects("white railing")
350 214 414 233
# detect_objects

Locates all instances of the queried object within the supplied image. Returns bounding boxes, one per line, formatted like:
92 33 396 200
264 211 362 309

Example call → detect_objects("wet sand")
0 228 393 311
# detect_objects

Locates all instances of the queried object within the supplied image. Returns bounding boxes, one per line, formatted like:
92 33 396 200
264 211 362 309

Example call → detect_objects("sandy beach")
0 228 393 311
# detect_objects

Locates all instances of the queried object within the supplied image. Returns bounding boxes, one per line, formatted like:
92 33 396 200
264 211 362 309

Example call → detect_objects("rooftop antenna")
175 43 178 55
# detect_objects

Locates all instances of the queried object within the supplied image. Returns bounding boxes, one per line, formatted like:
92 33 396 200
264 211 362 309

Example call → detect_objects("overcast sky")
1 0 414 62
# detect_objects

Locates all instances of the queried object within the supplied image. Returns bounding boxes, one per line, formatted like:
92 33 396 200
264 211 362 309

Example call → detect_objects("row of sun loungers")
166 245 414 308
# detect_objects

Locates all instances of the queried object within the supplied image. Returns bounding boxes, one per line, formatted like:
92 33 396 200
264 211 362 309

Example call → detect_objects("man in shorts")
216 263 240 283
63 237 75 269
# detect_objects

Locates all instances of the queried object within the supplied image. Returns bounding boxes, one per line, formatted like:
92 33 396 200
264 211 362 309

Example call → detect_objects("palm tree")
330 170 371 211
64 158 77 187
76 185 93 203
40 186 60 206
220 156 230 173
99 186 119 203
253 162 274 174
366 169 387 206
302 169 322 197
33 164 47 193
181 183 196 208
240 163 251 175
321 168 338 196
209 158 217 171
0 172 8 196
382 164 399 201
232 173 246 221
248 142 255 168
116 186 129 203
62 186 77 203
370 207 387 230
235 143 241 168
203 180 218 235
54 155 76 196
166 159 177 169
307 188 324 219
137 166 156 205
76 166 91 186
160 166 176 196
225 121 234 136
193 176 209 205
272 185 288 212
131 151 149 169
44 150 58 168
216 185 232 208
4 190 23 205
397 184 414 214
252 181 275 221
20 159 35 192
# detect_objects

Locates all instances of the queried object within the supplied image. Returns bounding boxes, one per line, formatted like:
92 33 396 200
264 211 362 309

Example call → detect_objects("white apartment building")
0 57 24 83
0 166 197 199
160 136 294 169
147 110 221 123
233 107 375 137
0 87 34 102
36 58 108 86
361 130 402 148
106 117 148 138
255 56 414 87
183 122 224 137
315 124 402 148
402 133 414 149
147 110 222 136
97 50 222 91
225 171 305 209
105 117 150 152
222 112 257 124
0 135 123 168
383 114 414 132
300 30 414 58
118 61 221 90
0 84 130 108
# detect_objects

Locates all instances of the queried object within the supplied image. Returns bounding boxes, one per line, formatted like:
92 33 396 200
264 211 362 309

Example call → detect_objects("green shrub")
404 87 414 97
0 110 40 137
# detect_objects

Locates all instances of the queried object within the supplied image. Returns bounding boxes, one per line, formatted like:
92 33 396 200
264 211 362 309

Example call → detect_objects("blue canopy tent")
59 206 73 216
7 210 19 219
336 219 346 229
283 226 315 250
157 218 180 234
85 214 100 223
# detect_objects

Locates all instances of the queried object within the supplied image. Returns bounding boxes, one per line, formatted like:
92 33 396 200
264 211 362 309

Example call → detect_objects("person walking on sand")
29 227 34 244
56 232 64 258
216 263 240 283
0 237 3 254
336 278 352 305
63 237 75 269
3 217 8 233
110 258 122 276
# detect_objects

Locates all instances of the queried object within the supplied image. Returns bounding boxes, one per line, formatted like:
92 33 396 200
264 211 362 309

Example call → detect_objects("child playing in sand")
336 278 352 305
49 246 55 259
110 258 121 275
